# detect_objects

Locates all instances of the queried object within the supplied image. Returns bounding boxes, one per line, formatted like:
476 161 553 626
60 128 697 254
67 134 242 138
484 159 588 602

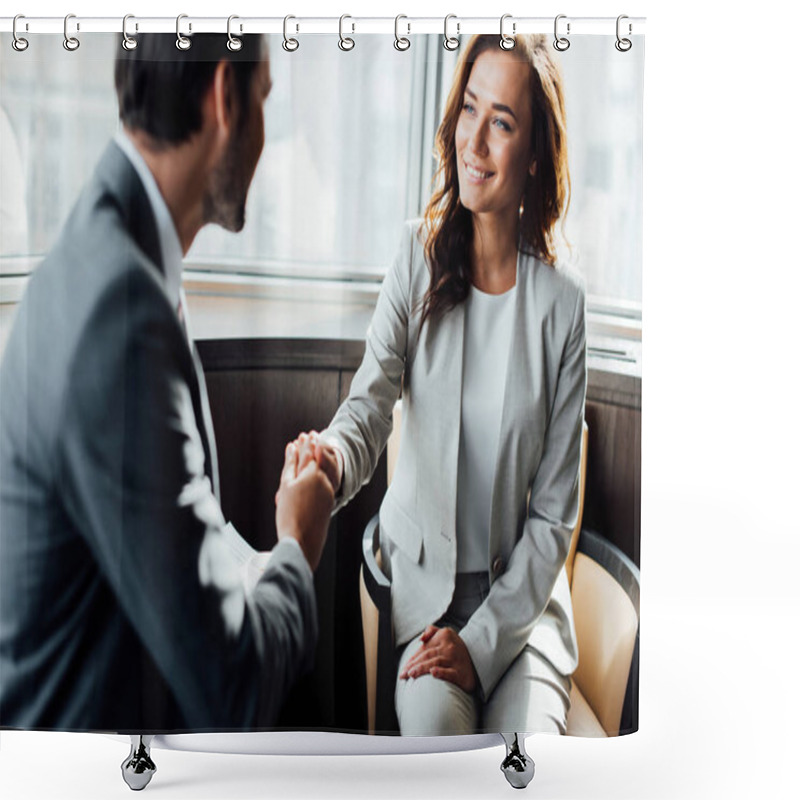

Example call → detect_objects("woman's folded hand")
400 625 478 694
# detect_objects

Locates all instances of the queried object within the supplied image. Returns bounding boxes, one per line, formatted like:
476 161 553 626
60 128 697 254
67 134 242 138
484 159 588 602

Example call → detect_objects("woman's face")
455 50 536 222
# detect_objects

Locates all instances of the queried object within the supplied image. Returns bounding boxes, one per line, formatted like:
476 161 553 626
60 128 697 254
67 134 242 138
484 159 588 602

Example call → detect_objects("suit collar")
94 140 164 279
113 132 184 310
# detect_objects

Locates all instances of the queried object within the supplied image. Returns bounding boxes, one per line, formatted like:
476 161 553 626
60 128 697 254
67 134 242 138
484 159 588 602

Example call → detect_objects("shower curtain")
0 21 643 742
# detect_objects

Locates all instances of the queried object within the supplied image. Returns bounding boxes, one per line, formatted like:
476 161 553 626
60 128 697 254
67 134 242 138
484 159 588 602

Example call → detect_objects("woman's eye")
462 102 475 114
493 118 512 132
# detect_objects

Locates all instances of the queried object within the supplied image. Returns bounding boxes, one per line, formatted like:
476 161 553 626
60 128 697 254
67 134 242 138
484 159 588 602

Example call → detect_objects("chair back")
569 529 640 736
359 516 398 734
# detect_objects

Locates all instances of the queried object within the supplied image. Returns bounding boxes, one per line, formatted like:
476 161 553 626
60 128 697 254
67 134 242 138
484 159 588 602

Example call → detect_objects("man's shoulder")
34 139 161 293
9 165 176 407
31 195 168 333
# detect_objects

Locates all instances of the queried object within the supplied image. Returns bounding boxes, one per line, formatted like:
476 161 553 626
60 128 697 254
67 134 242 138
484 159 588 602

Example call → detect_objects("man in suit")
0 33 333 732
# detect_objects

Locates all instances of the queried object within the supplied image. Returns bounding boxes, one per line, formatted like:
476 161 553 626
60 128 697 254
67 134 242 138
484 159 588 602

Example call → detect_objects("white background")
2 1 799 798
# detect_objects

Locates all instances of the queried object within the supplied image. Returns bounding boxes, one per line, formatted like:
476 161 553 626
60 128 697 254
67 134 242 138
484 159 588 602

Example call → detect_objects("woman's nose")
468 121 489 157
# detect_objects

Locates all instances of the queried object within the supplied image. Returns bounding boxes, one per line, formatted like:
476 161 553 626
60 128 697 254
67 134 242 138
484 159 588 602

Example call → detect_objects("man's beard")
203 133 248 233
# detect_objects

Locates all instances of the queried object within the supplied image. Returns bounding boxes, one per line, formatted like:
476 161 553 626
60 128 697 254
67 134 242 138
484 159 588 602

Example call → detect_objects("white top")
456 284 516 574
114 131 184 311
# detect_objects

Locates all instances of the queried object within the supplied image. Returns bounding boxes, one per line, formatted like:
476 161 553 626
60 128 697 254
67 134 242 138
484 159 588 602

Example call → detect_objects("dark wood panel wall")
199 338 374 552
198 339 641 731
199 340 383 732
584 368 642 567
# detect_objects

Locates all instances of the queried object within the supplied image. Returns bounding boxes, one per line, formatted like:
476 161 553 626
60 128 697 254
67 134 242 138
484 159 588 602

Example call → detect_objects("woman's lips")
464 161 495 182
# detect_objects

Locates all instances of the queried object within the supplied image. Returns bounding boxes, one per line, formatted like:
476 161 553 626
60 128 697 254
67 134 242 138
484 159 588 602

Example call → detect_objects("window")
557 36 643 307
190 36 425 279
1 35 119 269
1 34 643 311
0 34 426 283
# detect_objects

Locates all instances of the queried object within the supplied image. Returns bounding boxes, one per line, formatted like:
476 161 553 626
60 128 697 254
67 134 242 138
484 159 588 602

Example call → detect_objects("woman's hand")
399 625 478 694
285 431 342 495
274 442 334 572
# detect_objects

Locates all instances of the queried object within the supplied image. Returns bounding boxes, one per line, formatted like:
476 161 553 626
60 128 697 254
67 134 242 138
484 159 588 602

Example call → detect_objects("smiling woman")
421 34 570 321
305 33 587 738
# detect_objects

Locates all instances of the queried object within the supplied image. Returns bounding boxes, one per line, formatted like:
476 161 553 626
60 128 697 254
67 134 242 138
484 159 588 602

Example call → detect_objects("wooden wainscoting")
584 368 641 569
199 338 385 733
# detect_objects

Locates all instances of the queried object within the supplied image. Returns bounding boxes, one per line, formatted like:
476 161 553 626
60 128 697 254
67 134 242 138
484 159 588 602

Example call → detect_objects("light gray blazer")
323 221 586 699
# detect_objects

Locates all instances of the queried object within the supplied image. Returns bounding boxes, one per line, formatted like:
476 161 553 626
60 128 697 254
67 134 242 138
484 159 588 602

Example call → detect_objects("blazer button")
492 557 503 576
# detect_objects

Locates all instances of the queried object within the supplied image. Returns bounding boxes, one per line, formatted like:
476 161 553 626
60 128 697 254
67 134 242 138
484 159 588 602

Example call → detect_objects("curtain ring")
615 14 632 52
282 15 299 51
394 15 411 51
12 15 29 52
443 14 459 51
553 14 570 51
339 15 355 51
227 15 242 51
121 14 138 51
499 14 516 50
63 13 80 51
176 14 192 51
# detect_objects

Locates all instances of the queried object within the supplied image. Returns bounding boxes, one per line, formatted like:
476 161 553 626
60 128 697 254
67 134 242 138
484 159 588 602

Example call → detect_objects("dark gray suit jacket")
0 141 317 733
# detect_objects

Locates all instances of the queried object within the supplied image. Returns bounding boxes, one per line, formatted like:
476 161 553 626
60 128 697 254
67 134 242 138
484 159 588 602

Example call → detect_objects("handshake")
275 431 343 572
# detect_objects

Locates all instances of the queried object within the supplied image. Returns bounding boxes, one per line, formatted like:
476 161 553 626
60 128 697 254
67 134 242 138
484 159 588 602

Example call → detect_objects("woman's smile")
463 161 495 182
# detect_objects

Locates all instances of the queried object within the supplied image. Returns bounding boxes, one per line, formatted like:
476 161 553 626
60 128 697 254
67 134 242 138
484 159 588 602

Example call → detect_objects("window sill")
1 271 642 388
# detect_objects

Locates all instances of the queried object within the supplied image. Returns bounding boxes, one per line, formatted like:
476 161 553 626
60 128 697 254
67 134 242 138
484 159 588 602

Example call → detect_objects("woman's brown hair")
420 34 570 327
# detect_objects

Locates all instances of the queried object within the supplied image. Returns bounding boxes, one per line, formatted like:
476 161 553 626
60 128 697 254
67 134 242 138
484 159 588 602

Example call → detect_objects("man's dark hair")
115 33 264 145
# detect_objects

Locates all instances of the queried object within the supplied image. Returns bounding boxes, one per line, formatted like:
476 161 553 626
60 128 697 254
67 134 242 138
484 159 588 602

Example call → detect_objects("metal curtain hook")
227 15 242 51
615 14 632 51
553 14 570 51
443 14 459 51
394 14 411 51
282 15 299 52
499 14 516 50
63 13 80 51
339 14 355 51
122 14 138 51
176 14 192 51
12 14 29 52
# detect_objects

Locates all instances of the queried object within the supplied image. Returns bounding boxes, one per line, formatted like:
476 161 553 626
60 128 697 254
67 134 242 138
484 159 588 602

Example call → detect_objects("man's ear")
207 60 236 143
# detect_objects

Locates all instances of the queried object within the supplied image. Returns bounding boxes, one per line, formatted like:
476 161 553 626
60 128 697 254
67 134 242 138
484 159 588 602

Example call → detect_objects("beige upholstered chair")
360 421 638 737
565 529 640 736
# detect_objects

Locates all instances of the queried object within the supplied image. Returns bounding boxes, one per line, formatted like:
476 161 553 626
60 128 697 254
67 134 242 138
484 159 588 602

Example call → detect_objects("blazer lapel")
177 298 220 500
189 341 220 499
101 142 220 497
489 250 529 568
98 142 164 275
430 299 465 542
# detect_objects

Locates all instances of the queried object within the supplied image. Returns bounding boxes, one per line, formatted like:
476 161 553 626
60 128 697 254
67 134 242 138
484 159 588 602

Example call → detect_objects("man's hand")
274 440 335 572
291 431 342 495
399 625 478 694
